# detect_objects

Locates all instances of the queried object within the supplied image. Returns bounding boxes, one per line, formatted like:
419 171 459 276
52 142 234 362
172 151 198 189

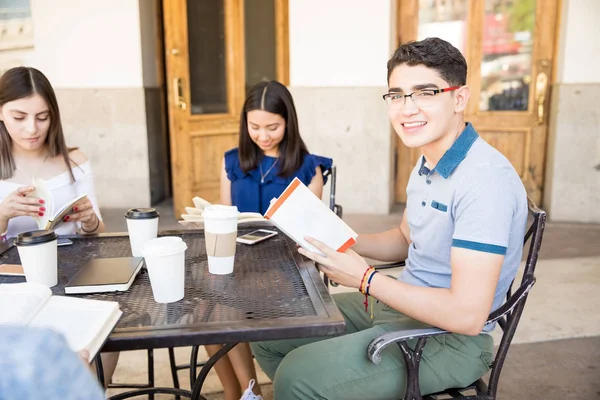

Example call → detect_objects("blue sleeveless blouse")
224 148 333 214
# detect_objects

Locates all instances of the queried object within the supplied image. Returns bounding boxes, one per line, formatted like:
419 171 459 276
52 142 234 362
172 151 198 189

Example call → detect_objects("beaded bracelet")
365 269 379 296
359 266 374 294
359 266 379 313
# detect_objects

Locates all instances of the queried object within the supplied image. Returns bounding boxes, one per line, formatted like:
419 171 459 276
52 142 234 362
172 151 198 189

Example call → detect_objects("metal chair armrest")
372 261 406 270
486 276 535 325
367 275 536 365
368 327 448 364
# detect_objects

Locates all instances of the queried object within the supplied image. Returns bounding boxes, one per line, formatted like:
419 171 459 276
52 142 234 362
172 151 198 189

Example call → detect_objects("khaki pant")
251 292 494 400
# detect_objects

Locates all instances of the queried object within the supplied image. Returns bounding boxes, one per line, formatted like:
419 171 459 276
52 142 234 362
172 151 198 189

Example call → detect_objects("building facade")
0 0 598 223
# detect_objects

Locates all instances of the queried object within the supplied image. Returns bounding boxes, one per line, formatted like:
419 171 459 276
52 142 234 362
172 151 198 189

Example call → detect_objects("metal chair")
323 165 343 219
367 198 546 399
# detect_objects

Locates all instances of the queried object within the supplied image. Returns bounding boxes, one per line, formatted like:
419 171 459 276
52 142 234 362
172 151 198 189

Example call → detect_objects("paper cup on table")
203 205 239 275
125 208 160 257
15 230 58 287
142 236 187 303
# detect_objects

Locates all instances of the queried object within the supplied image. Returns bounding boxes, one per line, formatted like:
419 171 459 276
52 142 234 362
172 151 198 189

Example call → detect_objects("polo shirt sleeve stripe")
452 239 507 255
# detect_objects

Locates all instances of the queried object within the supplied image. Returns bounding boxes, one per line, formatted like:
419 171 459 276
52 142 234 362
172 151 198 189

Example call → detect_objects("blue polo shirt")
398 123 528 331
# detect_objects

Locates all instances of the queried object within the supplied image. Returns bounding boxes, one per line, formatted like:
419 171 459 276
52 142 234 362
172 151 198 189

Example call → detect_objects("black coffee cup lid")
125 208 159 219
14 230 58 246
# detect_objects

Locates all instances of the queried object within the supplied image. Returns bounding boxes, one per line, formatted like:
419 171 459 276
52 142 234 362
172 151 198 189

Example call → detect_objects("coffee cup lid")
142 236 187 257
203 205 239 220
125 208 159 219
14 230 58 246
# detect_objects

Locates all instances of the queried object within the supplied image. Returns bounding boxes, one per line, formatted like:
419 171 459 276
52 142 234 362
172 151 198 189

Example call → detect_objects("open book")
31 178 86 231
0 282 122 362
179 196 266 228
264 178 358 256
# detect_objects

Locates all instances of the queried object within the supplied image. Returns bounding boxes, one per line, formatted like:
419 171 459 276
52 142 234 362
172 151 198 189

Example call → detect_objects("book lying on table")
0 264 25 277
264 177 358 256
65 257 145 294
31 177 87 231
0 282 122 362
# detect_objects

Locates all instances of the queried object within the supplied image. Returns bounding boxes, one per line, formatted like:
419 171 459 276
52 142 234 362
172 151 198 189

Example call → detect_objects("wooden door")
394 0 560 205
163 0 289 216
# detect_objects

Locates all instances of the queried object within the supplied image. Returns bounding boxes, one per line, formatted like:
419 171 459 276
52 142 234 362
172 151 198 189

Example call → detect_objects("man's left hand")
298 236 371 289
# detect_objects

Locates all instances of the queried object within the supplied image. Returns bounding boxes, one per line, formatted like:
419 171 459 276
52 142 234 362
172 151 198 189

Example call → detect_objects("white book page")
270 181 357 256
31 178 53 230
49 194 87 230
0 283 51 325
29 296 120 358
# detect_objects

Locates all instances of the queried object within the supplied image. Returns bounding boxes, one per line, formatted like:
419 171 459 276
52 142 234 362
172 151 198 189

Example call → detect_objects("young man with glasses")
251 37 528 399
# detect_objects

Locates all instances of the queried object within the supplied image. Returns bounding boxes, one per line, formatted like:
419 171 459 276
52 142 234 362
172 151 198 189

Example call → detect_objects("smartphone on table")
58 238 74 246
236 229 278 245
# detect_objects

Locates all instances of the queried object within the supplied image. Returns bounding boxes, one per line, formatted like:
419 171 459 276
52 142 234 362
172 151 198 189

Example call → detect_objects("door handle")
173 77 187 111
535 71 548 125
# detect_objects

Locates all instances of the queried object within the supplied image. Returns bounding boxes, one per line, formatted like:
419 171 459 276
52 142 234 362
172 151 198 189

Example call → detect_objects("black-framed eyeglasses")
382 86 460 109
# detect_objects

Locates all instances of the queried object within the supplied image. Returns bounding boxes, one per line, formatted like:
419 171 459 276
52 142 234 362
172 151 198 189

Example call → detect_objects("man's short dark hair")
387 37 467 86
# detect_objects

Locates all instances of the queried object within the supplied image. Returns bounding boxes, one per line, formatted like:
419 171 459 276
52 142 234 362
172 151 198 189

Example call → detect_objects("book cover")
31 178 87 231
65 257 144 294
264 178 358 256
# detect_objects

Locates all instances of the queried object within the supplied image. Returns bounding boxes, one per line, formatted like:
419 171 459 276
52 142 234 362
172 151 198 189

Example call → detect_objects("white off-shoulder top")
0 161 103 238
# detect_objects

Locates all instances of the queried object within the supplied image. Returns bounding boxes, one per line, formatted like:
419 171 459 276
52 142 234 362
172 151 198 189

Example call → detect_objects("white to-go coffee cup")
125 208 160 257
15 230 58 287
203 205 239 275
142 236 187 303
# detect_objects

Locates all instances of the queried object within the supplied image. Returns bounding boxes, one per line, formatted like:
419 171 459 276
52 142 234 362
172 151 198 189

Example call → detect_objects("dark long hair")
0 67 75 182
238 80 308 177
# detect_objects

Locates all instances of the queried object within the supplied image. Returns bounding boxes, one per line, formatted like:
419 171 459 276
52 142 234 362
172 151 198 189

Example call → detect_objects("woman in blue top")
209 80 332 400
220 80 332 214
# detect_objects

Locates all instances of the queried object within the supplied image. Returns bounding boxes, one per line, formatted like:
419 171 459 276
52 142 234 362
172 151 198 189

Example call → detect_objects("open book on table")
31 178 87 231
264 177 358 256
179 196 266 227
0 282 122 362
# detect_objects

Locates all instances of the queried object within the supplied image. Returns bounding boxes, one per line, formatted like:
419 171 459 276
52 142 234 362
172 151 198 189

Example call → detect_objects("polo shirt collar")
419 122 479 179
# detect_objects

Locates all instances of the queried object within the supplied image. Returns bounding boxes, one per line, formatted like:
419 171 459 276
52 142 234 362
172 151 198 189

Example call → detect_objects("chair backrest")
484 197 546 398
322 165 343 218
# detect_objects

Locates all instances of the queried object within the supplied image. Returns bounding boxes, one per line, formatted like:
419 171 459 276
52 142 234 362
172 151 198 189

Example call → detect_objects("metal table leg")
105 343 238 400
190 343 238 400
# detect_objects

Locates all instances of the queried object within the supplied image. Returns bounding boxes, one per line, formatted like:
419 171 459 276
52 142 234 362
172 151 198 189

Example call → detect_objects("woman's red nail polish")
39 199 45 204
39 212 44 216
64 216 70 221
73 207 78 211
39 207 46 211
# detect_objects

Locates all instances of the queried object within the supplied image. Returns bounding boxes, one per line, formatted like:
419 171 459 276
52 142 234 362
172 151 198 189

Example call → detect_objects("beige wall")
56 88 151 208
24 0 163 209
544 0 600 223
3 0 596 221
290 87 393 214
289 0 395 214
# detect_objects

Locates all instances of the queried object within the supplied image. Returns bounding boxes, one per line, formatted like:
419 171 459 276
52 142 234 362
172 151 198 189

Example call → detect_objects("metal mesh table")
0 226 345 351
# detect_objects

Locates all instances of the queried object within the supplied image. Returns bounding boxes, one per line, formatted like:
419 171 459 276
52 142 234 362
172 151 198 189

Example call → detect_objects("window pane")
187 0 228 114
417 0 469 55
244 0 277 94
480 0 536 111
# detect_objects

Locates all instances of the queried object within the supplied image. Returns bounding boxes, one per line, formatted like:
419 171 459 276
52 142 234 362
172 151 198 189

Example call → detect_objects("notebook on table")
0 282 122 362
0 264 25 277
65 257 144 294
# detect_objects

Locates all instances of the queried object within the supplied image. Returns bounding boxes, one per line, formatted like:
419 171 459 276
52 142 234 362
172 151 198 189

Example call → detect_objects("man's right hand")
0 186 45 221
